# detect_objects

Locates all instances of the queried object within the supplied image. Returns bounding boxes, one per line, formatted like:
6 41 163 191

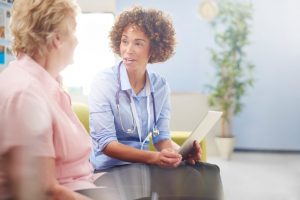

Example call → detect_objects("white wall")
77 0 115 13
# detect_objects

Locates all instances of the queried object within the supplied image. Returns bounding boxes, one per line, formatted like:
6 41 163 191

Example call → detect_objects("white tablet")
178 111 222 157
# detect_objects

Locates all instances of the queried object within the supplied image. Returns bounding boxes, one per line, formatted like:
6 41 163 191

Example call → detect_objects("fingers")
160 155 180 166
173 158 182 167
161 148 181 158
192 140 201 160
158 148 182 168
186 157 196 165
193 140 201 151
156 143 202 168
197 141 202 160
182 140 202 165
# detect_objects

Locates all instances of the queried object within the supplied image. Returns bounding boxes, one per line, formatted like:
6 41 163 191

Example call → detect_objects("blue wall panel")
116 0 300 150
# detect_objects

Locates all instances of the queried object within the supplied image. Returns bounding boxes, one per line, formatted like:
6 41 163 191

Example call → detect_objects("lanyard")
129 75 152 149
116 61 159 149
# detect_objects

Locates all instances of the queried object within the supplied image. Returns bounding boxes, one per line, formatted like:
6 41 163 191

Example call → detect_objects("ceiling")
76 0 116 13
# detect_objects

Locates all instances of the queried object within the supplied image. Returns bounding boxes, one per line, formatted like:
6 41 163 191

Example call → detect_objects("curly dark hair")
109 6 176 64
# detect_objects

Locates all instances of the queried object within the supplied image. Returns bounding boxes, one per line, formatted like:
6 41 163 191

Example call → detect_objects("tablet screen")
178 111 222 157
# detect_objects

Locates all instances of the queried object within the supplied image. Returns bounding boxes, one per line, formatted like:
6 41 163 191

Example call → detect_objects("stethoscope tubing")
115 61 158 134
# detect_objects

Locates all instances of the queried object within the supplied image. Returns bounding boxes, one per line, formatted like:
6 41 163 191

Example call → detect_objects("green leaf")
206 0 255 137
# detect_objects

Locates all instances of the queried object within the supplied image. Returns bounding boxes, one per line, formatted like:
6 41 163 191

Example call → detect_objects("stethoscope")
115 61 159 148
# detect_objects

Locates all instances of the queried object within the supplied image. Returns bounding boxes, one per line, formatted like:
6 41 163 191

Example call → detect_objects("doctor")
89 7 223 200
89 6 201 171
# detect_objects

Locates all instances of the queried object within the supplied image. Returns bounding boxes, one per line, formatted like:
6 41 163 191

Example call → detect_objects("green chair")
72 102 90 133
72 102 206 162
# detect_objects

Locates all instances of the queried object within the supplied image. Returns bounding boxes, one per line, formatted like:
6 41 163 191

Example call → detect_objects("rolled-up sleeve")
89 74 117 152
152 82 171 144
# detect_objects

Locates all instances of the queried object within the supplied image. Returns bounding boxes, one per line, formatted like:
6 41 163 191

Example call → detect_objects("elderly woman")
89 6 222 199
0 0 108 199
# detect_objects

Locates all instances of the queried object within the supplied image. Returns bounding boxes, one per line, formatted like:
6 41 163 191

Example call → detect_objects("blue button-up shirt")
89 62 171 170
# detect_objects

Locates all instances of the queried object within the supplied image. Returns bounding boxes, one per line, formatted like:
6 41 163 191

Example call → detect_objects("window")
61 13 115 96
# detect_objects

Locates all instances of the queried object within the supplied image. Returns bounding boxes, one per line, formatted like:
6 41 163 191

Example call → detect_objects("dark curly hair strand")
109 6 176 64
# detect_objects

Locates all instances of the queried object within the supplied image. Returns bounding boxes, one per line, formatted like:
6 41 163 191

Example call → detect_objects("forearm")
103 141 159 165
41 158 91 200
47 183 91 200
4 149 87 200
155 139 179 151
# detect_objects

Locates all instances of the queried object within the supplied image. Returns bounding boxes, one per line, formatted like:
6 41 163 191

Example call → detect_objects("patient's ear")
52 32 62 49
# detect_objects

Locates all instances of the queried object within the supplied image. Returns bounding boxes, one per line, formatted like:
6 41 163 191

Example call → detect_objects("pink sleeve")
0 90 55 158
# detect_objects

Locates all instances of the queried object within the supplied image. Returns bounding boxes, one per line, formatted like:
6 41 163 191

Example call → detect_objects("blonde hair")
10 0 80 57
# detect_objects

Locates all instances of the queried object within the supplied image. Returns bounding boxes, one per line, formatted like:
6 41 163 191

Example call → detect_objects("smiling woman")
88 6 223 200
119 25 151 93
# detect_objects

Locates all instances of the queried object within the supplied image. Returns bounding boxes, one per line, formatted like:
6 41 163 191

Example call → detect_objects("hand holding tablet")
178 111 223 158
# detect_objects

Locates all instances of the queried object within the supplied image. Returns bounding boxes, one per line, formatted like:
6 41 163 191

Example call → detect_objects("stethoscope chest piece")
127 128 134 134
152 127 159 137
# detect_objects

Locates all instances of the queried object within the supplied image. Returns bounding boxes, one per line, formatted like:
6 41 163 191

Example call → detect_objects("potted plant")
207 0 254 159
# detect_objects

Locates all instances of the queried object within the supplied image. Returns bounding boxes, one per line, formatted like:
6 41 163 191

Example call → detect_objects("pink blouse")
0 55 95 193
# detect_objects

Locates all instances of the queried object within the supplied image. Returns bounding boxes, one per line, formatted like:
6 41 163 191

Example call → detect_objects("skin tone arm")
104 139 202 168
155 139 179 151
155 139 202 165
43 158 92 200
103 141 182 168
4 148 91 200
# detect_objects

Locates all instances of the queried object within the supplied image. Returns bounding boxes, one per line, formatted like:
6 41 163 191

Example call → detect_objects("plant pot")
215 136 235 160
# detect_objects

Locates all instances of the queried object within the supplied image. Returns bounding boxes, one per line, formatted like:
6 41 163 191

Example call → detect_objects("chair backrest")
72 102 90 133
170 92 209 131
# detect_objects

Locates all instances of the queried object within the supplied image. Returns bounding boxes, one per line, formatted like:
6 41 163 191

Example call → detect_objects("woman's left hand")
183 140 202 165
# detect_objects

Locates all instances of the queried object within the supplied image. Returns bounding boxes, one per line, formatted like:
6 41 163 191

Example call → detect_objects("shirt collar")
16 54 63 91
119 62 155 96
119 62 131 91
